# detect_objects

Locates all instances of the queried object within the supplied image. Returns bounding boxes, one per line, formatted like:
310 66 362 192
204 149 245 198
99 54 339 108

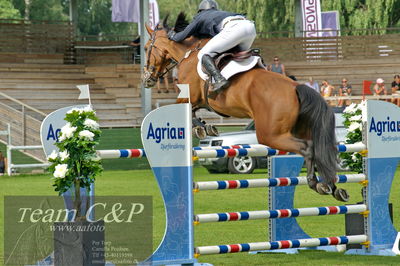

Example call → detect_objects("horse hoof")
307 175 318 191
333 188 349 202
205 124 219 136
315 183 333 195
192 126 207 139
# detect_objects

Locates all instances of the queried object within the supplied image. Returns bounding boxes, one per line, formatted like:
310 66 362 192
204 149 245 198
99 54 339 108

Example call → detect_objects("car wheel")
228 156 256 174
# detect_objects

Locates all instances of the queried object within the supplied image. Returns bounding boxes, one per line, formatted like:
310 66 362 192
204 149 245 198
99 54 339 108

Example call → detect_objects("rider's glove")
168 30 176 40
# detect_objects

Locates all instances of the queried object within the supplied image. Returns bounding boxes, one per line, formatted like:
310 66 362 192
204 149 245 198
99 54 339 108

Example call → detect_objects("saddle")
215 48 264 70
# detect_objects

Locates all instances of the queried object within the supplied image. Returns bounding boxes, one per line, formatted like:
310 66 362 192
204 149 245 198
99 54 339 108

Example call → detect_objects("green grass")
0 167 399 265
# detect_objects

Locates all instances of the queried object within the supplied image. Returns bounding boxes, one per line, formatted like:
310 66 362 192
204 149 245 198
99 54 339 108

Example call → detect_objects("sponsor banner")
112 0 159 28
112 0 139 23
148 0 160 30
321 11 340 37
40 105 87 156
141 103 195 264
4 196 152 266
367 100 400 158
301 0 322 37
141 103 192 167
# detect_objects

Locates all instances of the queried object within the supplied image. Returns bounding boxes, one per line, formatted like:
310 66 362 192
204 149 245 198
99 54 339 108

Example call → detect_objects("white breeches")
198 19 256 61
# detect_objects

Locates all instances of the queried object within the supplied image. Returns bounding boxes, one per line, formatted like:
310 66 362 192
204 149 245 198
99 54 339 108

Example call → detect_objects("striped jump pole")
337 143 367 153
193 144 267 150
194 204 367 223
194 143 366 158
194 147 294 158
194 143 367 153
97 149 146 159
96 143 367 160
194 174 366 192
194 235 368 256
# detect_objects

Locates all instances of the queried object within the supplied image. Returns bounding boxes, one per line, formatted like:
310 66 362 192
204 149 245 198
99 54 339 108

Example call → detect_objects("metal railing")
0 92 47 163
0 123 49 175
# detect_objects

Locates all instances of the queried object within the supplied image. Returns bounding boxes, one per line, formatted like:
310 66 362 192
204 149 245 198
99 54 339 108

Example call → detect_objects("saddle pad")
197 56 266 81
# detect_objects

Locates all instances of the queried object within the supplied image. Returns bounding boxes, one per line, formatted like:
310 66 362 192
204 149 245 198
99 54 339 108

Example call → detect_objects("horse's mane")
174 12 189 32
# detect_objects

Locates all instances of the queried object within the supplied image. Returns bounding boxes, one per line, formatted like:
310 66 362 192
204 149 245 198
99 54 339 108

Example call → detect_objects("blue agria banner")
141 103 196 265
367 100 400 158
40 105 88 156
141 103 192 168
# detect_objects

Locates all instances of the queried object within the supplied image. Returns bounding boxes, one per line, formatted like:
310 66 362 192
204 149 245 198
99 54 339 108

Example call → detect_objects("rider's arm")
170 17 200 42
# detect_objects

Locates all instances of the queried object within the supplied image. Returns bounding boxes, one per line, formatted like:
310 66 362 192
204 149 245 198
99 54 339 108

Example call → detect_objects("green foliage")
225 0 296 34
339 102 365 173
74 0 135 37
11 0 67 21
0 0 21 19
29 0 68 21
7 0 400 37
47 106 103 196
322 0 400 34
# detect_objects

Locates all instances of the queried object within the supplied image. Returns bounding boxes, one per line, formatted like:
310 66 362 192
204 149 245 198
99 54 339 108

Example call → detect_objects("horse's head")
143 16 176 87
143 13 190 87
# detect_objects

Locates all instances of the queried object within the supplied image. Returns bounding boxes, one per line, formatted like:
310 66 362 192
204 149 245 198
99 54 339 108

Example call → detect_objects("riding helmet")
198 0 219 12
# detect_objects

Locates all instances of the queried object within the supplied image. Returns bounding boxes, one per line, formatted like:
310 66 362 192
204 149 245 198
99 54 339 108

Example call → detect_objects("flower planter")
54 220 105 266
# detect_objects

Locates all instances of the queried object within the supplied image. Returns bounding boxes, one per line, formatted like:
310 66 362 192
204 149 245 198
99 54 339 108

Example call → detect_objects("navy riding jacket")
170 9 241 42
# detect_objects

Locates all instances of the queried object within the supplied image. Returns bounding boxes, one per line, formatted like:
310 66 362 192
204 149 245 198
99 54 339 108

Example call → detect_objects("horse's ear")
145 23 154 35
162 14 170 29
174 12 189 32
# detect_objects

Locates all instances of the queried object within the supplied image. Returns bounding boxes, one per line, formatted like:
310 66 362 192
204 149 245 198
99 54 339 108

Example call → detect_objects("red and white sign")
301 0 322 37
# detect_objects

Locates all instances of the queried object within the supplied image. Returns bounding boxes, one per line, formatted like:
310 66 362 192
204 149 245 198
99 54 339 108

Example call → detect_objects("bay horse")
143 16 348 202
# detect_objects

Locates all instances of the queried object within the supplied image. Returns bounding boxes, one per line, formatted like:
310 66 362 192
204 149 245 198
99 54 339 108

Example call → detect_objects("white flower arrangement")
48 106 103 219
59 122 77 141
84 118 99 130
47 150 58 161
54 164 68 178
79 130 95 141
340 101 366 173
59 150 69 161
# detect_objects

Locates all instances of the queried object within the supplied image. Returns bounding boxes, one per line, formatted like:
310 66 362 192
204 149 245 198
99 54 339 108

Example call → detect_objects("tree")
0 0 21 19
321 0 400 34
12 0 67 21
6 0 400 38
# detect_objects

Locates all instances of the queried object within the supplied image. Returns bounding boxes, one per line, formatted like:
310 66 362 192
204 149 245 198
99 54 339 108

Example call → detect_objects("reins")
145 28 203 81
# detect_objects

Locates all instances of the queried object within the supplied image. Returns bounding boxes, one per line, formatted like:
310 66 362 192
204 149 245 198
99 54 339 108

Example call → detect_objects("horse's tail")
295 84 337 186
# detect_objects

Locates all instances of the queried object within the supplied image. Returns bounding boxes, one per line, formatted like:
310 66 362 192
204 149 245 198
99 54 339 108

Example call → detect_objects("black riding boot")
202 55 230 94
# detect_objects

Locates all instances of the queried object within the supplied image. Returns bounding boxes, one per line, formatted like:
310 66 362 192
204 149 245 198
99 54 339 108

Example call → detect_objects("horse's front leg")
192 111 219 139
192 112 207 139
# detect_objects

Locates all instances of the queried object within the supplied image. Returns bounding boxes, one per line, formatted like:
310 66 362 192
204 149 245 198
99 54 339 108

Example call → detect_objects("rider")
168 0 256 95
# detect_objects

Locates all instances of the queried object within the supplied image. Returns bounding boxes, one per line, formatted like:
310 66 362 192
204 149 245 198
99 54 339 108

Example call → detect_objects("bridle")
144 27 203 85
144 27 178 84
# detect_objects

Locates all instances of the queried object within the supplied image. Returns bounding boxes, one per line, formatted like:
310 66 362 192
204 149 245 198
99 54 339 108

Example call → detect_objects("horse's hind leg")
299 140 319 192
256 132 316 183
300 140 348 200
299 140 332 195
258 132 335 196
